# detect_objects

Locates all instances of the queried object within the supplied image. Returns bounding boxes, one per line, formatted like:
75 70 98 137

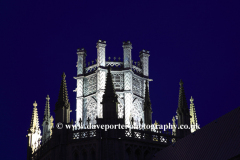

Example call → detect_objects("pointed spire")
144 80 152 111
144 80 152 126
190 96 199 133
27 101 42 156
102 66 118 103
43 95 50 121
177 79 188 113
29 101 40 133
42 95 54 143
55 72 70 110
176 80 191 137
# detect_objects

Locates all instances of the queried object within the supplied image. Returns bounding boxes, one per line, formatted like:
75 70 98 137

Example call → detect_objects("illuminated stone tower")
75 40 150 126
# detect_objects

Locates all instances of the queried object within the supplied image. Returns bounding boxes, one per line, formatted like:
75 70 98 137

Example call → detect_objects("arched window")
91 149 96 160
73 151 79 160
144 150 149 160
125 148 131 160
131 98 144 126
82 150 87 160
135 149 141 160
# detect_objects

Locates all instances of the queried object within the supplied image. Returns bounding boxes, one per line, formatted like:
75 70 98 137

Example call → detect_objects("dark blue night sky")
0 1 240 159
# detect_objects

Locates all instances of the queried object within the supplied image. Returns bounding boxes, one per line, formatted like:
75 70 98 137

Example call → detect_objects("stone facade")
27 40 198 160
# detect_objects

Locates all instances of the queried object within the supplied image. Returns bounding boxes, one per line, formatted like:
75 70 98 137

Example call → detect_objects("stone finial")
76 48 87 55
46 95 50 101
154 120 158 126
97 39 106 44
179 79 183 86
33 101 37 108
96 39 106 48
122 41 132 49
139 49 150 55
190 96 194 103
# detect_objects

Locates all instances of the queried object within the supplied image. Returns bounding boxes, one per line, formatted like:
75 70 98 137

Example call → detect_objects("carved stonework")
76 40 149 128
112 73 124 90
83 97 97 125
132 76 143 97
131 98 144 126
84 75 97 96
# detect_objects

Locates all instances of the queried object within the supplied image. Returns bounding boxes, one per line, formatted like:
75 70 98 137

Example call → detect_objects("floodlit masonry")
26 40 200 160
75 40 151 127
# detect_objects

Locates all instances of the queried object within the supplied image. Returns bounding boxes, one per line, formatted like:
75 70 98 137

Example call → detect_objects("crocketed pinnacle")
144 80 152 111
177 79 188 113
29 101 40 133
43 95 50 121
102 66 118 103
55 72 70 110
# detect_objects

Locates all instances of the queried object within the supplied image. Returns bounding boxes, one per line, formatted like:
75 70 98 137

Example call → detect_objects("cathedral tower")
75 40 151 126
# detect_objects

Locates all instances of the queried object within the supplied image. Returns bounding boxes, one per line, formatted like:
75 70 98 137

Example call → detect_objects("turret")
144 80 152 126
123 41 133 125
76 48 86 125
139 49 150 77
96 40 106 67
27 101 42 160
190 96 200 133
54 73 72 124
96 40 107 119
42 95 54 144
76 48 87 75
123 41 132 69
176 80 191 137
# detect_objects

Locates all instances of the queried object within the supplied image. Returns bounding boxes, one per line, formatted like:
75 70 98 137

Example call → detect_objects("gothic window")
82 150 87 160
73 152 79 160
118 104 124 118
125 148 131 160
91 149 96 160
112 73 124 90
131 98 144 126
84 98 97 125
135 149 141 160
84 75 97 96
117 94 124 118
144 150 150 160
132 77 142 97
